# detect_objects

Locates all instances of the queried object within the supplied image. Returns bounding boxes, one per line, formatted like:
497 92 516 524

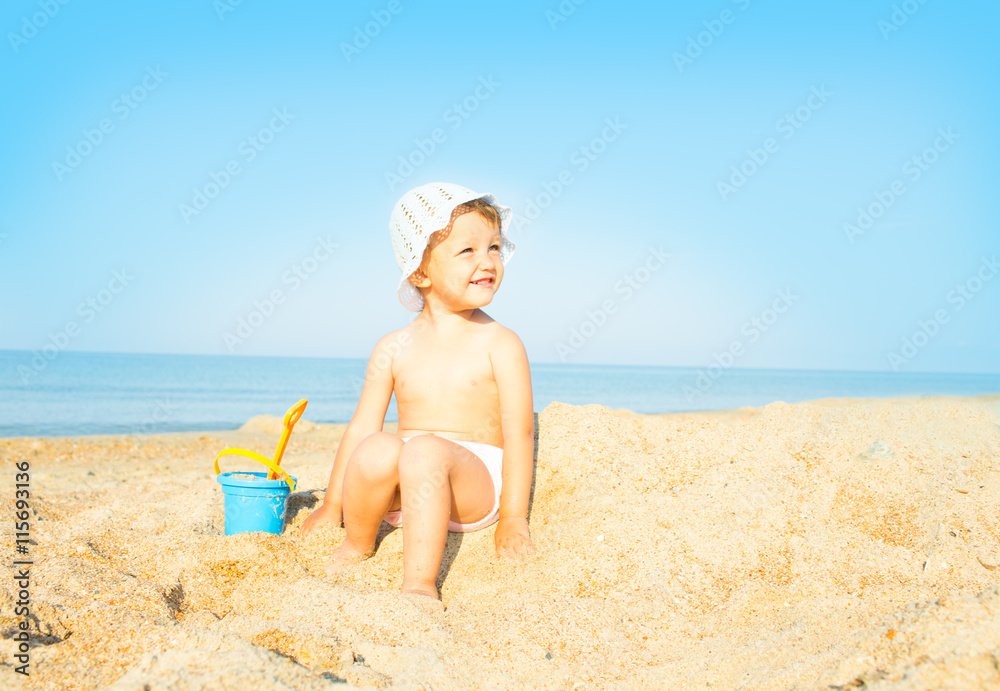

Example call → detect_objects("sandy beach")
2 395 999 689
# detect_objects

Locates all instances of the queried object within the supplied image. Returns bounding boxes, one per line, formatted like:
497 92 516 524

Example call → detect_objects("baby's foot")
400 590 444 614
323 541 374 577
400 585 439 599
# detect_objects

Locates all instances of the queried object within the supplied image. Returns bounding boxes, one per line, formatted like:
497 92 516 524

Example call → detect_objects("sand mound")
2 396 999 688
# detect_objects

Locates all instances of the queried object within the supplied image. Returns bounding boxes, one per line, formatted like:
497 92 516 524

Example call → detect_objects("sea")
1 350 998 438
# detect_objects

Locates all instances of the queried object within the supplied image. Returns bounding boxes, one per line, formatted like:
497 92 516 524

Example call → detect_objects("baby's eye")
489 244 500 251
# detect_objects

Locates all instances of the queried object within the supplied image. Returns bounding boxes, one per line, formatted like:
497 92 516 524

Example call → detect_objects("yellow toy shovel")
213 399 308 491
268 398 307 480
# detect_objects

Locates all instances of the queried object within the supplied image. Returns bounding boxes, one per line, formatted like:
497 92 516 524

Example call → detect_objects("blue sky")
1 0 997 373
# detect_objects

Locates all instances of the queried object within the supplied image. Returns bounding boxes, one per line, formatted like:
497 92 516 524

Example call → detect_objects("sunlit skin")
301 210 535 599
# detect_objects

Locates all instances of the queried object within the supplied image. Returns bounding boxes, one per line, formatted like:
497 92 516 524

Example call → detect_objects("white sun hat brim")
390 182 514 312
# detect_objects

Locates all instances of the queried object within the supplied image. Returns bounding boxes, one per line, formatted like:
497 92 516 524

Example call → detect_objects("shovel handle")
284 399 308 429
269 399 309 479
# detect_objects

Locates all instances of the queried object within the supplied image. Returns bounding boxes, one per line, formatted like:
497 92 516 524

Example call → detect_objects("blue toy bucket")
216 471 297 535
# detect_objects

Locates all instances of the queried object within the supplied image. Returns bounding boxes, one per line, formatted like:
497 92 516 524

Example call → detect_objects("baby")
301 182 535 599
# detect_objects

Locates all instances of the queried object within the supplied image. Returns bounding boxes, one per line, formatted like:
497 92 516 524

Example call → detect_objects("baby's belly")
395 394 504 446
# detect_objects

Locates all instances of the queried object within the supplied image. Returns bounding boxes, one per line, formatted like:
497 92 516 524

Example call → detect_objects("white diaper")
382 436 503 533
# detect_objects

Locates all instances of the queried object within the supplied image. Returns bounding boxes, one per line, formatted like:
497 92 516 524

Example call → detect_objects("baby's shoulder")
476 317 525 357
370 327 414 359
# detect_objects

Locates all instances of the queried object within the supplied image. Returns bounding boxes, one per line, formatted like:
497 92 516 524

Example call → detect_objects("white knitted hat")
389 182 514 312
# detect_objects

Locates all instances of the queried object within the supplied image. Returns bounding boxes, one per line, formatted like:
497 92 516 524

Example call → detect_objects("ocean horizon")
1 349 998 438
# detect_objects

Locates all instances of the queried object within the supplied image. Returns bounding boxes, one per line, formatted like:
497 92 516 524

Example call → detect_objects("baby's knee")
351 432 403 481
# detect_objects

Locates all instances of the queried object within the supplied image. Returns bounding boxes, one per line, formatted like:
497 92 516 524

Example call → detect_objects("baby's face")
415 212 504 310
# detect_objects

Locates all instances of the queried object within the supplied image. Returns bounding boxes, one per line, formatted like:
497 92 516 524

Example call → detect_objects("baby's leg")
397 435 495 599
328 432 404 571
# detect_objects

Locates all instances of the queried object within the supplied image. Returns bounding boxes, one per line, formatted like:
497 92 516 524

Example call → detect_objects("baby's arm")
490 329 536 558
300 333 396 536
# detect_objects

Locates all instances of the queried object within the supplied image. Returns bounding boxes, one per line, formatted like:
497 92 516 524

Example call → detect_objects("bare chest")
394 344 497 402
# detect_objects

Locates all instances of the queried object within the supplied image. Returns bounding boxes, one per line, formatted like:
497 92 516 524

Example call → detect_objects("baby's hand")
300 500 342 537
494 516 535 559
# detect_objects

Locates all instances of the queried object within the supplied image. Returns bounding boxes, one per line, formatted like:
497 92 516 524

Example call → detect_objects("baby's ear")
409 269 430 288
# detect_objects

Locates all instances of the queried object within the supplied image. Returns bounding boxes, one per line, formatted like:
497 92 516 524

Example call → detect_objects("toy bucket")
215 449 297 536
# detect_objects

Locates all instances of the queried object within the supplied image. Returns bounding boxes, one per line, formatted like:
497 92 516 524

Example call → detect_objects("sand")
2 395 999 689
